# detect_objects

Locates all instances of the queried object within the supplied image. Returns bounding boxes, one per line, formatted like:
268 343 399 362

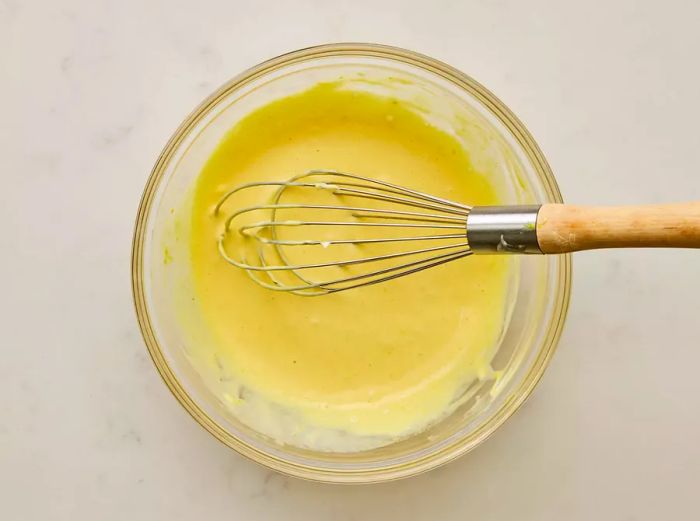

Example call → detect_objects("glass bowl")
131 43 571 483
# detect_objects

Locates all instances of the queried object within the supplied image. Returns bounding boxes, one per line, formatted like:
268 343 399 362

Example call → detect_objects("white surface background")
2 0 699 519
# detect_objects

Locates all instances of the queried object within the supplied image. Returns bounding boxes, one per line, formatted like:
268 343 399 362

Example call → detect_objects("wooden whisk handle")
536 202 700 253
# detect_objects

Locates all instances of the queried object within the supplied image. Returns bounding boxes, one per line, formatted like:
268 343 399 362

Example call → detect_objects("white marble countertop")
3 0 700 519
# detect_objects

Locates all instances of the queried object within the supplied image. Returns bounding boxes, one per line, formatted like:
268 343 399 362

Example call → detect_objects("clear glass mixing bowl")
131 43 571 483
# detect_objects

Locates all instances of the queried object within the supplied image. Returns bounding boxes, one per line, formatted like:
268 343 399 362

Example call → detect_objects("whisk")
214 169 700 296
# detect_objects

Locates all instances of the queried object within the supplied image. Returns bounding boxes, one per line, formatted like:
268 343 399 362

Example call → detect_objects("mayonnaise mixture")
187 81 512 451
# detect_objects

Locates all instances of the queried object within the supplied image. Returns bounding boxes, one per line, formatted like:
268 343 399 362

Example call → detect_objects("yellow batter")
188 82 511 450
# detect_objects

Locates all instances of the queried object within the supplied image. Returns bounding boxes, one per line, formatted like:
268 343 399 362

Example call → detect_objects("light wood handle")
536 202 700 253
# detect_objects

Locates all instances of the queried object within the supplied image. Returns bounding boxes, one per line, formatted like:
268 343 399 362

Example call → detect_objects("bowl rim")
131 42 572 483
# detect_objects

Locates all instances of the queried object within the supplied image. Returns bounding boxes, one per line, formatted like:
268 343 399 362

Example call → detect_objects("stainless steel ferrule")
466 205 543 254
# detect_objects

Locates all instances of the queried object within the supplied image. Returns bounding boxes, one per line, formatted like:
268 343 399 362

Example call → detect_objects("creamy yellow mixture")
188 82 511 450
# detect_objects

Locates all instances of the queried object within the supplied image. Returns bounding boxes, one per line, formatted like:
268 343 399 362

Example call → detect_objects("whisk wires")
214 170 473 295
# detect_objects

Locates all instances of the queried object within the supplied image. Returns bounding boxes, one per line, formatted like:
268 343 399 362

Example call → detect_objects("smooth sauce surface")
189 82 511 450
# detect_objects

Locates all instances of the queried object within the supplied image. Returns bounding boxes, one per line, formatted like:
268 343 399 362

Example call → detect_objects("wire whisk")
214 169 700 296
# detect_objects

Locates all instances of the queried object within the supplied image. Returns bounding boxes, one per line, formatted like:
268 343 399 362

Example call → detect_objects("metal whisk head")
214 170 475 296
